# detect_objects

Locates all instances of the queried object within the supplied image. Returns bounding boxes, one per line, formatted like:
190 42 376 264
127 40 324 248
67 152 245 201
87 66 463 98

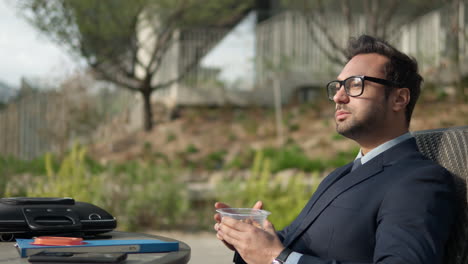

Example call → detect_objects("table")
0 231 191 264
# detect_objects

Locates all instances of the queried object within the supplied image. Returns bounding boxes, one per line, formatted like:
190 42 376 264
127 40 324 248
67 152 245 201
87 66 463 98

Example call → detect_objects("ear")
391 88 410 112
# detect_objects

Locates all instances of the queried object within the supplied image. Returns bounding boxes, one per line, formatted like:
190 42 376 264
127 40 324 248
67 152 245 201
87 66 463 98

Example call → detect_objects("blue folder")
15 238 179 257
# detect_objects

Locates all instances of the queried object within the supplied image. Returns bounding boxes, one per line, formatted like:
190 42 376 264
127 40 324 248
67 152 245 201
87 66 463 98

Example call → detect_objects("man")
214 35 455 264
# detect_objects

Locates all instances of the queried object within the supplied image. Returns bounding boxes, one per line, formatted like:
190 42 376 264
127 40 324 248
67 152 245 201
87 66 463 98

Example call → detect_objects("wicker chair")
413 126 468 264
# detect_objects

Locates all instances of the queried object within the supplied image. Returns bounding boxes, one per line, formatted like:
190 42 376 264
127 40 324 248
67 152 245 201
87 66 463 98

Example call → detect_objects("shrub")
331 133 346 141
5 144 189 232
202 150 227 170
225 149 255 170
289 123 300 132
100 163 189 231
324 148 360 168
21 144 104 204
262 145 324 173
185 144 199 154
0 154 58 177
216 150 319 230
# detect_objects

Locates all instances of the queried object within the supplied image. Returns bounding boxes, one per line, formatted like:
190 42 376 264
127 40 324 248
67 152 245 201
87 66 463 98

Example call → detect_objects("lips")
335 110 351 121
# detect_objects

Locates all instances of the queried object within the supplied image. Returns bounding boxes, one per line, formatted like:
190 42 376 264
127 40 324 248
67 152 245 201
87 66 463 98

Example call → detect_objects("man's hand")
217 217 284 264
213 201 263 251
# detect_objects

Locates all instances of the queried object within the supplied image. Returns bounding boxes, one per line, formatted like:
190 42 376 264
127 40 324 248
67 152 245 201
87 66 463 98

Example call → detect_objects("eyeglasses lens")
346 77 363 96
327 77 363 100
327 82 338 100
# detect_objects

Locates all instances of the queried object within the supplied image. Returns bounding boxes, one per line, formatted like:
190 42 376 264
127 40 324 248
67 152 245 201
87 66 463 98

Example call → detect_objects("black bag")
0 197 116 241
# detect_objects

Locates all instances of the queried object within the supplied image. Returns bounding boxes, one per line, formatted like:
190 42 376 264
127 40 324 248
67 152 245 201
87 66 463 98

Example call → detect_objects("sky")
0 0 80 88
0 0 255 90
201 12 255 88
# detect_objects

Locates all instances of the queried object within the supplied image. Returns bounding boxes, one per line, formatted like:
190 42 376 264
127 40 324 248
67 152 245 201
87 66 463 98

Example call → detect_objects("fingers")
214 213 222 223
218 219 244 242
215 222 236 251
222 217 255 233
263 220 276 234
253 200 263 209
215 202 230 209
221 240 236 251
214 202 231 223
221 217 239 228
214 201 243 252
216 225 224 240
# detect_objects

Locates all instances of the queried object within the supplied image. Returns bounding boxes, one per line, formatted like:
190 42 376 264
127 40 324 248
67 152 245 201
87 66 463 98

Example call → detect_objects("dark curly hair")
346 35 423 126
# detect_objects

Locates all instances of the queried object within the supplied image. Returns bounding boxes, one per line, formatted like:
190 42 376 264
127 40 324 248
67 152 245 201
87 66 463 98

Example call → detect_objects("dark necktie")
351 157 362 172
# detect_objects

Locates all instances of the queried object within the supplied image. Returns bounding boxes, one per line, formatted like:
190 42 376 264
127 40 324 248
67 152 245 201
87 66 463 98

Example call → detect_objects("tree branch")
378 0 399 38
90 60 141 91
303 12 347 63
148 31 176 74
341 0 353 39
299 16 345 65
150 28 228 91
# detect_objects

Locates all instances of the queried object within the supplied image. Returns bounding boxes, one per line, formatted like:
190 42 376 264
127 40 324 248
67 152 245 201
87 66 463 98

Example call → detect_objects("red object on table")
30 236 86 246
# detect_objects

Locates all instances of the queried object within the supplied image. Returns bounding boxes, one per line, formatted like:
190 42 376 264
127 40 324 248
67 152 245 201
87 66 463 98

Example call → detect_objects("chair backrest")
413 126 468 264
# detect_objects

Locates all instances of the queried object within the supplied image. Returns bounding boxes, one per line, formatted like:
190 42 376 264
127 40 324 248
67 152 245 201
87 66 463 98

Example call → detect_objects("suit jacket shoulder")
284 138 455 264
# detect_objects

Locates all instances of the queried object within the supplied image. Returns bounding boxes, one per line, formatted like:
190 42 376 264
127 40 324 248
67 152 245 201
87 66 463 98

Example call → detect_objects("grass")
1 142 361 231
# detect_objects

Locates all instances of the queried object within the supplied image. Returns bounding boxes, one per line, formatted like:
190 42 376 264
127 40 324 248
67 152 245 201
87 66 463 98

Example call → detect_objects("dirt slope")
89 99 468 174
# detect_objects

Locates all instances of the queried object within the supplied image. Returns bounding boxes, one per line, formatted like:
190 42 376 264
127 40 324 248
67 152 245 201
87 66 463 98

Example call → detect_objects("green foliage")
1 142 358 231
0 154 58 177
225 156 245 170
331 133 346 141
0 151 106 198
228 133 237 141
240 119 258 135
289 123 300 132
225 149 255 169
99 163 189 231
261 145 324 173
202 150 227 170
323 148 360 168
4 144 188 231
166 132 177 143
224 144 353 173
22 144 104 203
216 151 319 230
185 144 199 154
234 111 247 121
436 90 448 101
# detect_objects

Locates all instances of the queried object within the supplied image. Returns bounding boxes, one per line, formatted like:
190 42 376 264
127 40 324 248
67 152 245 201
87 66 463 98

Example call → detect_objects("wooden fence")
253 3 468 105
0 92 62 160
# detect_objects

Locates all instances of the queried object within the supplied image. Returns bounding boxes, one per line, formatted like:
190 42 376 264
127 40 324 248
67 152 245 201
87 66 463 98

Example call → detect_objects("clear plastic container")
216 208 271 228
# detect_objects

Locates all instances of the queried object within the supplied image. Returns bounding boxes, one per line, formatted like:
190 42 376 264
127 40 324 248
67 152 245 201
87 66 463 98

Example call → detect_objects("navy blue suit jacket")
234 138 455 264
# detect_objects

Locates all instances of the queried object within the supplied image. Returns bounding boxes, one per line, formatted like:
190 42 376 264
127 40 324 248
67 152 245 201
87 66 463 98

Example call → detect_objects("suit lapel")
285 156 384 247
282 163 352 246
304 164 352 213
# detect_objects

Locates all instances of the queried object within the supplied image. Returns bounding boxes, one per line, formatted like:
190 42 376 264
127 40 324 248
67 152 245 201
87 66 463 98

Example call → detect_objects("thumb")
253 200 263 209
263 220 276 233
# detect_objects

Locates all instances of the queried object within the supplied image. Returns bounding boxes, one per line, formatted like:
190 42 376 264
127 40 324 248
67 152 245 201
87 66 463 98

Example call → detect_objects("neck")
358 126 408 155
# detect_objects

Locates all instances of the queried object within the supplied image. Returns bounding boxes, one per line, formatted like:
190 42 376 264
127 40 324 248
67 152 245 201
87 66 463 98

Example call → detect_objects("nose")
333 86 350 104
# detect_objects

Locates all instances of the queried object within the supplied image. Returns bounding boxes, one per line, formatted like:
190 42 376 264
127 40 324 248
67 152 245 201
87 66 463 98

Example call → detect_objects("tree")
279 0 446 65
16 0 254 131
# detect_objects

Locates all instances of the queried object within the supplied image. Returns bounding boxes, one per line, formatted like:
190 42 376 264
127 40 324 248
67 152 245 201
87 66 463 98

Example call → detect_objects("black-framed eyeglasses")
326 75 400 101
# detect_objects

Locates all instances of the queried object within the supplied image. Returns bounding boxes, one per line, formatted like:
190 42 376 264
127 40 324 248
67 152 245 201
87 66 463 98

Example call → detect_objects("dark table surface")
0 231 191 264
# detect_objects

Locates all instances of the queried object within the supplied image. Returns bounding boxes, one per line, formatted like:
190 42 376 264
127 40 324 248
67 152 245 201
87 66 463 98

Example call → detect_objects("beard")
335 100 388 140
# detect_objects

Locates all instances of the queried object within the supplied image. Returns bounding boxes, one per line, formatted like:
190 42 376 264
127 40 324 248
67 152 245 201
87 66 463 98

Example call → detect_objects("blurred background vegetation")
0 0 467 232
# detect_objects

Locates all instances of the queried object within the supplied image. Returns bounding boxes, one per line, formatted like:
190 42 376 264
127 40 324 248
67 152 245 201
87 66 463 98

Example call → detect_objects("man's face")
333 53 391 140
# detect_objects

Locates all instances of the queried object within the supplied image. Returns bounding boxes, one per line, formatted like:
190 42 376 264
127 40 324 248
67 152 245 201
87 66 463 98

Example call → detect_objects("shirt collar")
356 132 413 165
